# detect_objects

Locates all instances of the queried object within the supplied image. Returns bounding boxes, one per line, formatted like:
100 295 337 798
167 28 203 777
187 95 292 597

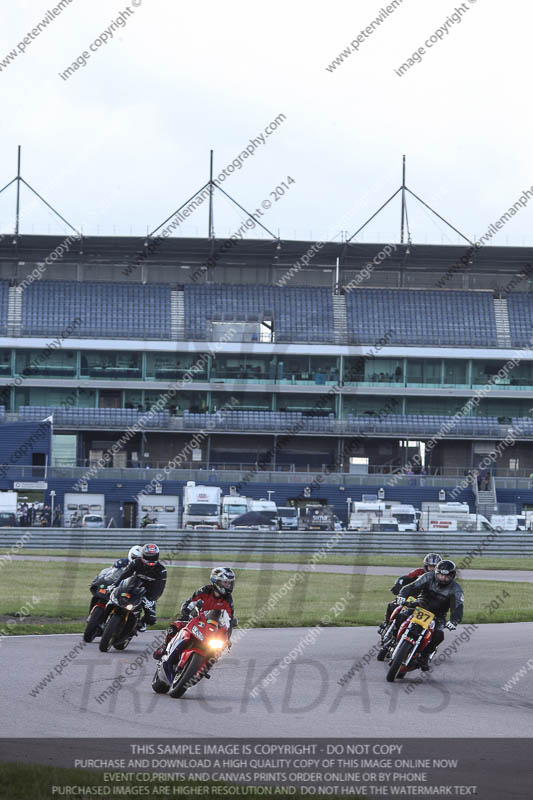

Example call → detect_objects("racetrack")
4 624 533 740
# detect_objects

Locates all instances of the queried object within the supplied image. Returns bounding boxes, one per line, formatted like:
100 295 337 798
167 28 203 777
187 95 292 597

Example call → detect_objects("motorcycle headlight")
209 639 225 650
126 603 134 611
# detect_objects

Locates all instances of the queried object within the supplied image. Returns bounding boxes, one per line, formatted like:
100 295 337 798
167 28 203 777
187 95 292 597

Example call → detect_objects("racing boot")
418 652 432 672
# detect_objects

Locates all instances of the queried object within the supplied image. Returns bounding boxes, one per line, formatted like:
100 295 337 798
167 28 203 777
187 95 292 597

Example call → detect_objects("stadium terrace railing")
2 463 533 488
0 529 531 556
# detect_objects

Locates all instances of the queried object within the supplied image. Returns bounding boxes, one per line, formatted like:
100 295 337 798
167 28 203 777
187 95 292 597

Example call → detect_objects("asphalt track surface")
9 554 533 582
4 624 533 739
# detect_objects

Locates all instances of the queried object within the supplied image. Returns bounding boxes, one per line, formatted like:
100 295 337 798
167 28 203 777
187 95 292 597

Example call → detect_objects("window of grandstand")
443 360 468 386
80 351 142 379
279 356 339 385
211 355 271 382
209 320 273 343
145 353 208 380
0 350 10 375
16 348 76 378
349 457 369 474
406 359 441 386
212 391 270 411
344 356 403 385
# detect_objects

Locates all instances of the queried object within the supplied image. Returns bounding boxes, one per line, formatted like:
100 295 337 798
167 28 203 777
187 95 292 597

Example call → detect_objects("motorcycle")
98 576 146 652
376 595 416 664
83 565 125 643
152 601 230 698
382 601 436 682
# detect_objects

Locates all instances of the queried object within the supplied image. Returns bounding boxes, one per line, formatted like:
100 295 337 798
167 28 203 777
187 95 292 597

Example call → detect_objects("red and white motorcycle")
152 601 230 698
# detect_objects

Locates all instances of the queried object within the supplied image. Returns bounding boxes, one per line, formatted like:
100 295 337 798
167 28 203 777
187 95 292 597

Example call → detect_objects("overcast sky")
1 0 531 246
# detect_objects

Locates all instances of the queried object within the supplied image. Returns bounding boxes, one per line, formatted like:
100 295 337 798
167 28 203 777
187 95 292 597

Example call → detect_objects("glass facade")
80 351 141 379
2 348 533 419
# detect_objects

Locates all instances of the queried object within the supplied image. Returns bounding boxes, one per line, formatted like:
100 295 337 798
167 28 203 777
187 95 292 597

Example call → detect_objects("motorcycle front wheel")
99 613 122 652
169 652 204 699
386 640 412 682
83 606 106 643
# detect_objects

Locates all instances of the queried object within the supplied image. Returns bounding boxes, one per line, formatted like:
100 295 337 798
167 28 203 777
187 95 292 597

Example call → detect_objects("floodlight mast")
0 146 81 238
341 155 474 258
400 154 406 245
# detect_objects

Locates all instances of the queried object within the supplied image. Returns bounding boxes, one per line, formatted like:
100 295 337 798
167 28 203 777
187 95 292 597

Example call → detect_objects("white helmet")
128 545 143 561
210 566 235 596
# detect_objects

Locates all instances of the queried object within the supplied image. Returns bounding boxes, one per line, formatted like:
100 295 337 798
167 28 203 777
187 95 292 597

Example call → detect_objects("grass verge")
0 763 364 800
0 560 531 635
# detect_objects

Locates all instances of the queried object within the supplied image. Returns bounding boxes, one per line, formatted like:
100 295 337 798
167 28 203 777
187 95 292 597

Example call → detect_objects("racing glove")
445 621 457 631
396 595 406 605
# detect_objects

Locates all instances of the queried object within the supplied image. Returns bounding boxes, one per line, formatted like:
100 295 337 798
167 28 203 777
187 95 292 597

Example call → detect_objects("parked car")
81 514 105 529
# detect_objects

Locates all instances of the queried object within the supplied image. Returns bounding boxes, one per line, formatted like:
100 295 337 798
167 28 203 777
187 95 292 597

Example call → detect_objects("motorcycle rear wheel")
99 613 122 652
83 606 105 643
169 652 204 698
386 640 412 682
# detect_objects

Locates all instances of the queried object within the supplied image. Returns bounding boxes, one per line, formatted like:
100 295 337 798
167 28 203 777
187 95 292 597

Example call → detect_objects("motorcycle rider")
396 559 464 671
87 545 143 618
378 552 442 633
113 543 167 631
153 567 236 678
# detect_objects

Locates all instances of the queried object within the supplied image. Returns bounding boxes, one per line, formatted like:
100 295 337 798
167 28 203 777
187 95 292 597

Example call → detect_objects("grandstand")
2 233 533 524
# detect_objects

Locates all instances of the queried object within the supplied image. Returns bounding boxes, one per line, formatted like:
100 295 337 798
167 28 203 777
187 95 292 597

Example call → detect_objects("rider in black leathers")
397 559 464 670
87 545 143 617
116 543 167 626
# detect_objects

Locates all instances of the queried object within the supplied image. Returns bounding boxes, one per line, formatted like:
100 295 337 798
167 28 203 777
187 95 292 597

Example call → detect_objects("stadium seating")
20 281 170 339
0 282 8 335
18 406 170 428
507 293 533 347
183 410 336 432
184 285 335 343
347 414 504 437
345 289 497 346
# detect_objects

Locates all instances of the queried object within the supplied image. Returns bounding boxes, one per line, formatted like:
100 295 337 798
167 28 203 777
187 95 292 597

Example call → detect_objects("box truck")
182 482 222 529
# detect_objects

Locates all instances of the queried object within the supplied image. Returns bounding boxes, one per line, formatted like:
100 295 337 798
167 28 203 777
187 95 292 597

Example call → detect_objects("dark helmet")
435 559 456 585
210 566 235 596
141 543 160 566
423 552 442 571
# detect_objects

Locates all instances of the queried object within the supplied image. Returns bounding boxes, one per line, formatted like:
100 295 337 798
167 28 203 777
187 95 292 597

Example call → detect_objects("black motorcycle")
98 576 146 652
84 565 123 643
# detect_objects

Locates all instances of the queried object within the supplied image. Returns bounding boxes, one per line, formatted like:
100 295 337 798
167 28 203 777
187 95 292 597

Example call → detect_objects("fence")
0 529 530 556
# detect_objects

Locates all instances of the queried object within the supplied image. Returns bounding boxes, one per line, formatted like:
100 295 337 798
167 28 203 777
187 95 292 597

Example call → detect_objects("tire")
83 606 105 643
99 613 123 652
169 652 204 698
152 667 170 694
114 638 131 651
386 640 412 682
